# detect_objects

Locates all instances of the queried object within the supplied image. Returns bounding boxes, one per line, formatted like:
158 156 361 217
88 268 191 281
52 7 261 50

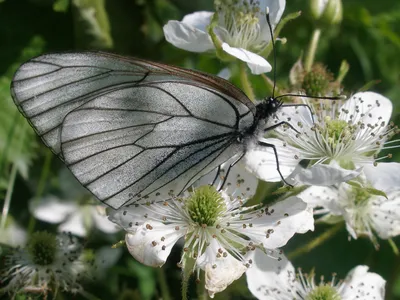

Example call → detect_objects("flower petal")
370 191 400 239
163 12 215 53
340 266 385 300
30 196 78 224
59 210 88 237
195 158 258 200
92 206 120 234
221 43 272 74
246 249 296 300
247 197 314 249
340 92 392 135
363 162 400 193
243 138 299 182
197 239 247 298
181 11 213 32
289 163 362 186
258 0 286 42
298 185 342 214
125 221 185 267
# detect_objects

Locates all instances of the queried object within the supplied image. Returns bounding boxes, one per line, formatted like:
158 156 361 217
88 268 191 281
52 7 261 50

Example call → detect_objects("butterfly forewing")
11 52 256 209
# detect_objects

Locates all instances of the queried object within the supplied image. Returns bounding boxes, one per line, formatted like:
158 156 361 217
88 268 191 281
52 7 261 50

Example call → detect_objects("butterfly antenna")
266 7 277 99
275 94 346 101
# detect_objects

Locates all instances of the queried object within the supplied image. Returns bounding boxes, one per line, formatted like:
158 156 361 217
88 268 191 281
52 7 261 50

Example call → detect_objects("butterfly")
11 51 292 209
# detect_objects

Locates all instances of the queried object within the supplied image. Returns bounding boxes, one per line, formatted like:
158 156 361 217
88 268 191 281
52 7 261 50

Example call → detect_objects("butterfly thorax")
255 97 282 120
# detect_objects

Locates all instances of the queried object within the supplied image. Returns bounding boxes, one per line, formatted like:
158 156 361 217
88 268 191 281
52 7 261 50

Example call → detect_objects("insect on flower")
10 12 341 209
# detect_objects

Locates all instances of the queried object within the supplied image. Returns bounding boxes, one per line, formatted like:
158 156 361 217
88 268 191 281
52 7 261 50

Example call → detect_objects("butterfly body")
11 52 279 209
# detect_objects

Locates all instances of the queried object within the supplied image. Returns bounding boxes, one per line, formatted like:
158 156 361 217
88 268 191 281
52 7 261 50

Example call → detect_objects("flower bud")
309 0 342 26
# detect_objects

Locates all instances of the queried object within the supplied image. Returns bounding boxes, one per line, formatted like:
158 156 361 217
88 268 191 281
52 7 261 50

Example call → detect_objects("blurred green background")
1 0 400 299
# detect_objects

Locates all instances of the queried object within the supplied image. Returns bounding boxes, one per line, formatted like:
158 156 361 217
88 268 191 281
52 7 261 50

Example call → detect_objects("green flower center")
27 231 58 266
321 116 352 148
215 0 265 51
306 285 341 300
186 186 226 226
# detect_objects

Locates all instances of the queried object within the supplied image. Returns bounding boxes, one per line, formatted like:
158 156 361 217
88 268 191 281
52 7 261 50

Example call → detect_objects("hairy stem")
305 28 321 72
0 163 17 230
239 62 255 101
27 151 53 234
288 223 343 260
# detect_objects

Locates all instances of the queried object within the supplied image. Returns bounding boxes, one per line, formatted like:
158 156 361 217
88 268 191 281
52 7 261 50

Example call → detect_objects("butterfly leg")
263 121 300 134
257 140 293 187
216 153 245 191
210 165 221 186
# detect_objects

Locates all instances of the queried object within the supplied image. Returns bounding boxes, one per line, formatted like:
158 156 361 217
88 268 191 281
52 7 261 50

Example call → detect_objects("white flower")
246 248 386 300
299 162 400 245
244 91 398 186
30 169 119 237
30 195 119 237
108 166 313 298
1 232 91 295
0 218 27 247
163 0 286 74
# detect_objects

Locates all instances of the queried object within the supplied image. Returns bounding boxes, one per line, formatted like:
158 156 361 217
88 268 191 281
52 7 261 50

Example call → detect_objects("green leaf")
53 0 70 12
72 0 113 50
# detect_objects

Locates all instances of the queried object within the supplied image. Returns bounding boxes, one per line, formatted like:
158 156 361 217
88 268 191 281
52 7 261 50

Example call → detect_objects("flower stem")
27 151 53 234
196 271 208 300
304 28 321 72
157 267 171 300
0 163 17 230
239 62 255 102
287 223 343 260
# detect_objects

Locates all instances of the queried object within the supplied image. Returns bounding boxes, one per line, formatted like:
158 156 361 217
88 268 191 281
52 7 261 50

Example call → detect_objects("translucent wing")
11 52 256 209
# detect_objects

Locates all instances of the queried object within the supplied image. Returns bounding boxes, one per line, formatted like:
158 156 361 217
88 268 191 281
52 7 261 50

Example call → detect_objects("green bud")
309 0 343 26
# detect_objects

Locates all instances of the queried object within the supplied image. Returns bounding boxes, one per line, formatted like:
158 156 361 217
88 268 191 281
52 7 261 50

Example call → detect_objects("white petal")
298 185 342 212
216 68 231 80
92 206 120 234
221 43 272 74
259 0 286 27
125 221 184 267
246 249 296 300
108 204 156 230
163 12 215 53
59 211 88 237
290 163 362 186
0 221 27 247
363 162 400 193
247 197 314 249
340 266 385 300
195 158 258 199
30 196 78 224
197 239 247 298
370 191 400 239
243 138 299 182
340 92 392 134
181 11 213 32
95 246 123 275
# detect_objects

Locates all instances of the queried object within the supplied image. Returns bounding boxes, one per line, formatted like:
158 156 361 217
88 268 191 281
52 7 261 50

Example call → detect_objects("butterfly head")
256 96 282 120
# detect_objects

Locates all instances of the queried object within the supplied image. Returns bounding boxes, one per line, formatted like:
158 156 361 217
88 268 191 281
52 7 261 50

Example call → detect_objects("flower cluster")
163 0 286 74
108 164 313 297
246 249 385 300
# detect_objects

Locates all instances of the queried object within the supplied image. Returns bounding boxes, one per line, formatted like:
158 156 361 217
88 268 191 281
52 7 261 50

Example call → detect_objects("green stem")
0 163 17 230
287 223 343 260
239 62 255 101
196 271 208 300
157 267 171 300
304 28 321 72
27 151 53 234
